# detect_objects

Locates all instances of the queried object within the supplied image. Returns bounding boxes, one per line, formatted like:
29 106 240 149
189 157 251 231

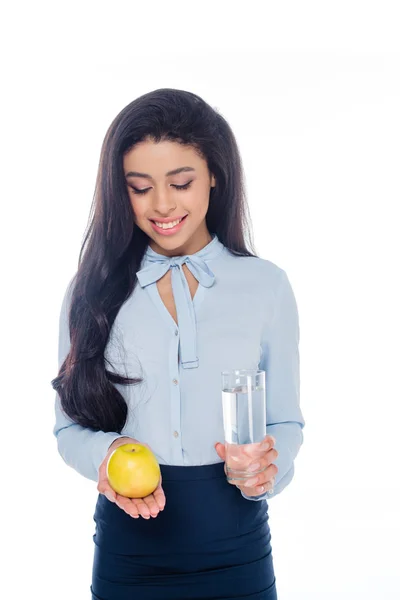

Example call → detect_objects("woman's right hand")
97 437 166 519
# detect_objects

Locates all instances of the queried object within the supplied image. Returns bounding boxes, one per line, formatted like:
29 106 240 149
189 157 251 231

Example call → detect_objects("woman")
52 88 305 600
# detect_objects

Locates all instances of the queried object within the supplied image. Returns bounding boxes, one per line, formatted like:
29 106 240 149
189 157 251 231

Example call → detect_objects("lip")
150 215 188 224
150 214 188 236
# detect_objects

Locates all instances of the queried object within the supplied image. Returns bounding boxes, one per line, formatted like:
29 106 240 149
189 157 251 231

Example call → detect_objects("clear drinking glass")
221 369 270 486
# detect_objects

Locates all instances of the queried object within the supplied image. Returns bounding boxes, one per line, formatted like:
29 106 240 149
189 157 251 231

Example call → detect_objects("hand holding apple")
97 437 166 519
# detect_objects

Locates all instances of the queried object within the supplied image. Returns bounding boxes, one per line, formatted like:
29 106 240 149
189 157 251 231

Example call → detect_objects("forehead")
123 139 203 171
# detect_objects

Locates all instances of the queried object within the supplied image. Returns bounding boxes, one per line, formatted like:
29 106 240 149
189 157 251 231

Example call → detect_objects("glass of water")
221 369 268 484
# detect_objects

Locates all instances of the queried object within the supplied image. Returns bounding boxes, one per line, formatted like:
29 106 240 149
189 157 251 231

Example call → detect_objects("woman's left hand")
214 435 279 497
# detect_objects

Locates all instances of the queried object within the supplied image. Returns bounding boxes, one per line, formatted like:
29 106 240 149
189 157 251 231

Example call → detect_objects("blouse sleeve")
241 268 305 501
53 277 128 482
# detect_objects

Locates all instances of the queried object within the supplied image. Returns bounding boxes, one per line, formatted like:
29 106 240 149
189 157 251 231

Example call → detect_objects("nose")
151 188 177 216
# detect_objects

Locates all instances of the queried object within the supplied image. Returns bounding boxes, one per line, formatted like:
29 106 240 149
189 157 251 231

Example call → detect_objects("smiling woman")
123 140 216 254
51 87 303 600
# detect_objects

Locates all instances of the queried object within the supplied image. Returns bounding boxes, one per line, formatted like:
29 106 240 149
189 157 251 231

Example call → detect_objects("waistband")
159 461 225 481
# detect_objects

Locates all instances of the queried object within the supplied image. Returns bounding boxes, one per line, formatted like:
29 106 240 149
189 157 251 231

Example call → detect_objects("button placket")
170 334 182 461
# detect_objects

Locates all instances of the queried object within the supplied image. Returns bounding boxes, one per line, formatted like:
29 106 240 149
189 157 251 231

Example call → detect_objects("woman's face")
123 138 216 256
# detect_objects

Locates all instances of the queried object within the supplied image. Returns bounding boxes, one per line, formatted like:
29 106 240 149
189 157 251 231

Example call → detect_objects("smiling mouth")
150 215 188 228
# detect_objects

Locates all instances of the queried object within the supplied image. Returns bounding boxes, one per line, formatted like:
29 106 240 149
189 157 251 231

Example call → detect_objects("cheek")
200 196 210 217
129 199 145 221
188 192 210 216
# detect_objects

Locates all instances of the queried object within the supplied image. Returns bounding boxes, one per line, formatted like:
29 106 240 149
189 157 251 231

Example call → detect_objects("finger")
248 435 277 456
241 464 278 491
239 476 275 497
247 448 279 473
214 442 226 461
152 484 166 511
127 501 140 518
238 467 277 497
143 495 160 517
227 448 278 482
265 435 276 447
118 498 140 519
258 434 276 448
132 498 151 519
114 494 140 517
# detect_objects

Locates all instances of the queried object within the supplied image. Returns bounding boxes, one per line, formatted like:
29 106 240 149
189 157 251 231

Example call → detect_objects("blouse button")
173 431 179 438
175 329 179 336
173 379 178 385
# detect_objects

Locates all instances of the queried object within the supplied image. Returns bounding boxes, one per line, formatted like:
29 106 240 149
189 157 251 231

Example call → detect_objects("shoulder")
220 247 286 287
216 249 290 318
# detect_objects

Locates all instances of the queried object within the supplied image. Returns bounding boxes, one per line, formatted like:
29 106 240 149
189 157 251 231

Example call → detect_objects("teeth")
154 217 183 229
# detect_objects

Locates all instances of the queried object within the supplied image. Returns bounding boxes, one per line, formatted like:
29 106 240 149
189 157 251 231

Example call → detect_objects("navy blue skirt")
90 462 277 599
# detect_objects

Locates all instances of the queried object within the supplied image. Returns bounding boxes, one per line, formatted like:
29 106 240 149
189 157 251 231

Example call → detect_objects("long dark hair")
51 88 258 434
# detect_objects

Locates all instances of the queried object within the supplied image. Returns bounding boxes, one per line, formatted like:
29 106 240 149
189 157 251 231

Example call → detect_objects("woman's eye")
174 181 192 191
130 181 192 195
130 187 150 195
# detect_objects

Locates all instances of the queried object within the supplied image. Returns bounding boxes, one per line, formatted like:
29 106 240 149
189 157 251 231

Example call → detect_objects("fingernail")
104 491 115 503
261 442 270 450
244 477 259 487
249 462 261 472
270 436 276 445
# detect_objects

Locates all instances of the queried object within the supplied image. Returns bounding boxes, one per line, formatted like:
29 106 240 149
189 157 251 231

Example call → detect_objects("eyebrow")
125 166 196 180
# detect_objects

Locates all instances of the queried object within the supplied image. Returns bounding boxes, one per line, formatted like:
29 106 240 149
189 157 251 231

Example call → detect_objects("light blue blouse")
53 234 305 501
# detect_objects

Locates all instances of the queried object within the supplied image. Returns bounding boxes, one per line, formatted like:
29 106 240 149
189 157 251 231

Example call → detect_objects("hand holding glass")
221 369 273 492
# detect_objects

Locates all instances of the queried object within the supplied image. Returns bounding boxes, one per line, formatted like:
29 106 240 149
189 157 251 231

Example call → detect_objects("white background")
2 1 399 598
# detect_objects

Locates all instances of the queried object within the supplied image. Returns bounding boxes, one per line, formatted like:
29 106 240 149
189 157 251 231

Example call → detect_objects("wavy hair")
51 88 257 433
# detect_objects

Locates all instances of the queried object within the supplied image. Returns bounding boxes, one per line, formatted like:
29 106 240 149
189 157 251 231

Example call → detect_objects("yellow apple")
106 443 161 498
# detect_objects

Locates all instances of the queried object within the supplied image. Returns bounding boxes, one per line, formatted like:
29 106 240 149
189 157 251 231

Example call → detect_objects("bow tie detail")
136 254 215 288
136 253 216 369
